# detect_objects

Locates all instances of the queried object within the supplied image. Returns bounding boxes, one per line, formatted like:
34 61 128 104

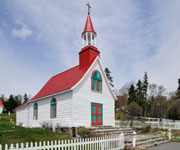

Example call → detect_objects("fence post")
0 144 2 150
120 132 124 149
10 144 13 150
168 129 171 140
132 131 136 147
101 137 104 150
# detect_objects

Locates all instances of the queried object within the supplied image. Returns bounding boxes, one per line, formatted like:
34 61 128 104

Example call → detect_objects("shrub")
41 121 52 131
18 122 23 126
142 125 151 133
78 128 91 137
168 101 180 120
126 102 142 117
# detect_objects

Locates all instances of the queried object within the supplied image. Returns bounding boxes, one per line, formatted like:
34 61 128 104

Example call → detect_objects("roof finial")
86 3 91 15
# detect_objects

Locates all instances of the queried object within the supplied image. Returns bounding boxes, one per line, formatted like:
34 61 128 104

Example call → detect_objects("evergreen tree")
128 84 136 104
136 80 144 106
176 78 180 100
178 79 180 91
23 93 29 104
104 67 114 88
15 95 22 106
142 72 148 101
7 95 17 112
142 72 148 116
0 94 6 103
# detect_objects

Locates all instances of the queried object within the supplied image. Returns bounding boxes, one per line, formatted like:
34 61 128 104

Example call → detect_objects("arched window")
51 98 57 118
92 70 102 92
34 103 38 120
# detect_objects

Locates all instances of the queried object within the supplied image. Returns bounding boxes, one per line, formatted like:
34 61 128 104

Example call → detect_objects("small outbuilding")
0 99 4 114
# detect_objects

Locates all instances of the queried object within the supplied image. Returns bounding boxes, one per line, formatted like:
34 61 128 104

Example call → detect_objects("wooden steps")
88 126 134 136
125 134 169 148
87 126 169 148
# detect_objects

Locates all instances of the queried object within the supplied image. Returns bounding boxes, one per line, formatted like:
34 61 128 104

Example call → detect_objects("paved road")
147 142 180 150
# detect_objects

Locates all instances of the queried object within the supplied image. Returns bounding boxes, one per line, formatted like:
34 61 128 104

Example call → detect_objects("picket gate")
0 133 124 150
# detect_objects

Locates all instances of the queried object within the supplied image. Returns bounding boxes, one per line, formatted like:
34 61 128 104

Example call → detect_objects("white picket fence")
0 133 124 150
116 119 180 130
146 121 180 130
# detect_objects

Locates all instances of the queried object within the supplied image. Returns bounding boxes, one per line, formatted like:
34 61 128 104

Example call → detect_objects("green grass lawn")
0 113 70 147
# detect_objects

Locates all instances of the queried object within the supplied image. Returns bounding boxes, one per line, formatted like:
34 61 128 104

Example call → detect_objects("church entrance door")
91 103 103 125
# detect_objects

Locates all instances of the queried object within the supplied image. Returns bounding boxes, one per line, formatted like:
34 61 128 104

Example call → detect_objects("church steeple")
79 4 100 69
82 14 96 35
81 4 97 48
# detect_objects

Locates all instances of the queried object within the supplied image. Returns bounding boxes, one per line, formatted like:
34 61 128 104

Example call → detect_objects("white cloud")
11 21 32 40
1 0 180 97
0 30 46 97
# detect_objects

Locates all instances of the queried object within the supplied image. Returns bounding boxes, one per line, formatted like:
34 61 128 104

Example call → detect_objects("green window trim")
91 70 102 92
51 98 57 118
34 103 38 120
93 106 96 113
98 107 101 114
93 115 96 122
98 116 101 123
92 79 96 90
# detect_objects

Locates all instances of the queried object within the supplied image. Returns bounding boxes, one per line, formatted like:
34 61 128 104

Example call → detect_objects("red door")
91 103 102 125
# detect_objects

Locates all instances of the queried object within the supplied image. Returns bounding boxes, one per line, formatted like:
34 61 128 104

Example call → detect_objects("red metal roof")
30 65 86 101
15 56 97 109
15 102 26 110
82 14 96 34
0 99 4 106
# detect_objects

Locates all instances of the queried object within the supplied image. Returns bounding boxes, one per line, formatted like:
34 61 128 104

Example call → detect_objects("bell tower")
79 4 100 69
81 15 96 47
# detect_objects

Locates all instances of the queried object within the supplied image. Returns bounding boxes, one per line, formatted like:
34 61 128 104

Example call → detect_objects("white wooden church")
16 12 116 128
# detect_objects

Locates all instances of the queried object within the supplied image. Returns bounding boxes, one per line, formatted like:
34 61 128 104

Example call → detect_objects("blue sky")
0 0 180 97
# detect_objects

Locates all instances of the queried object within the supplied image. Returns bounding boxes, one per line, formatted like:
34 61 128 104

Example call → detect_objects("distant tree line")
116 73 180 120
0 93 30 113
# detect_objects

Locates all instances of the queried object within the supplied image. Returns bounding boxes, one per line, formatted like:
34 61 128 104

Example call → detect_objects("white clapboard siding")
72 59 115 127
16 91 73 128
0 106 3 114
1 133 124 150
16 107 29 127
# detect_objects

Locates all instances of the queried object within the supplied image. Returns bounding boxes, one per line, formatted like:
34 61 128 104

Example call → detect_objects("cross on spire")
86 3 91 15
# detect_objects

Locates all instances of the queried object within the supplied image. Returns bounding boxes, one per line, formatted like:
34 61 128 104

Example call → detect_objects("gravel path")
147 142 180 150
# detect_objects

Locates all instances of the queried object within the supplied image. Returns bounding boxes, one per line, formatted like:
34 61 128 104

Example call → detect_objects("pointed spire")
82 14 96 35
81 5 97 48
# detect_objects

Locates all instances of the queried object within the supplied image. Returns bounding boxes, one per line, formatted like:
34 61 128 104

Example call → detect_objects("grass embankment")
115 110 126 120
172 130 180 137
0 113 70 146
